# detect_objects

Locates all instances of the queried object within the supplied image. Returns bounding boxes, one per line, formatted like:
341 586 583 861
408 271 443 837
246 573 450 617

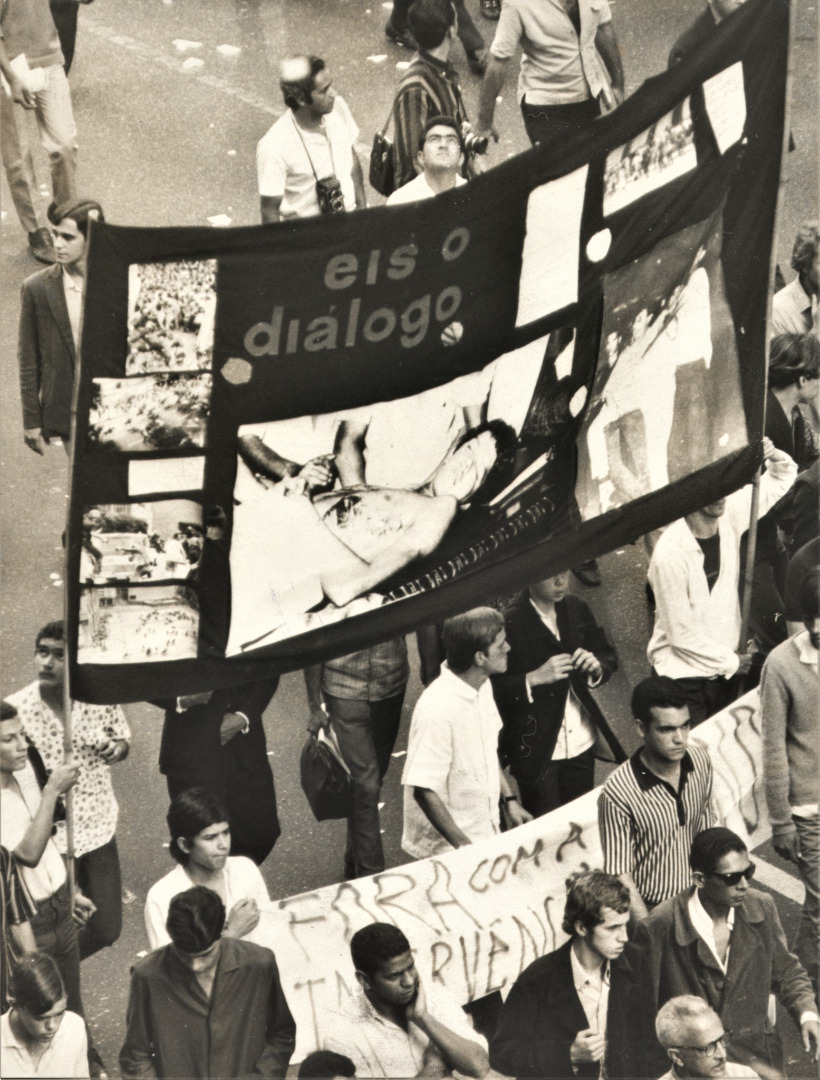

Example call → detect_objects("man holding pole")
646 437 796 723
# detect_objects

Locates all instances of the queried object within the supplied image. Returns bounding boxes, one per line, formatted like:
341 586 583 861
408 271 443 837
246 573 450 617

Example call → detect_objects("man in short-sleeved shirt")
258 55 364 222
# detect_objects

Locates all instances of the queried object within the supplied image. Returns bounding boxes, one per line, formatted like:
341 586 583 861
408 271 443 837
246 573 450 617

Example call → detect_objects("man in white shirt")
321 921 489 1078
647 437 796 723
654 996 761 1080
257 55 366 223
402 606 531 859
771 221 819 336
387 116 467 205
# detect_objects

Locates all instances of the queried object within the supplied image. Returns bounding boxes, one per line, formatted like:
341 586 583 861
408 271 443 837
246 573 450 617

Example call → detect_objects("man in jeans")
0 0 79 262
305 640 409 879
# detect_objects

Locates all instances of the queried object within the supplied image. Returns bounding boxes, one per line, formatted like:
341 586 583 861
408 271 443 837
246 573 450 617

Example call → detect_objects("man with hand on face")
257 55 365 223
321 921 489 1077
387 115 466 204
402 607 532 861
491 571 622 817
619 828 820 1080
598 677 714 921
491 871 632 1079
655 997 761 1080
18 198 104 455
121 886 295 1080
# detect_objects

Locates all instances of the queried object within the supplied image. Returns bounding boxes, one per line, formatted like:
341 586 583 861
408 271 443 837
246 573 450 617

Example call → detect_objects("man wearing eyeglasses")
387 116 466 204
612 827 820 1079
654 997 759 1079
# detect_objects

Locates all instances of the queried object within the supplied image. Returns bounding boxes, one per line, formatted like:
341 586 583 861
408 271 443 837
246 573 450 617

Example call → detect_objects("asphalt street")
0 0 817 1073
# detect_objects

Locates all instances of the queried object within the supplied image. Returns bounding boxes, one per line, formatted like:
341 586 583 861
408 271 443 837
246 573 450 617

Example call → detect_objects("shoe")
87 1044 110 1079
572 559 602 587
385 21 417 49
28 227 56 264
480 0 501 19
467 48 488 76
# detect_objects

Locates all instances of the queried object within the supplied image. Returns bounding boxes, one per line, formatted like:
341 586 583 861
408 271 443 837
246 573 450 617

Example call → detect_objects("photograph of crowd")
88 373 212 452
603 98 696 216
77 583 200 663
576 213 748 520
79 501 204 584
125 259 217 375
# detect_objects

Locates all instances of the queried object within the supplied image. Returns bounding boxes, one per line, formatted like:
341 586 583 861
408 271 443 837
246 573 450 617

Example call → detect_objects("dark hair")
769 334 820 389
408 0 456 50
442 606 505 673
10 953 65 1014
799 567 820 621
298 1050 357 1078
166 886 225 952
561 870 630 936
457 418 520 504
791 220 819 274
47 198 105 239
690 827 747 874
631 676 689 726
35 620 64 649
166 787 230 864
280 55 326 110
350 922 411 978
1 700 18 721
420 114 463 151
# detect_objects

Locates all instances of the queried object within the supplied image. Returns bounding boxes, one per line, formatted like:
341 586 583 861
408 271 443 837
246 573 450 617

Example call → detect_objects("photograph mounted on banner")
78 583 199 664
88 372 212 452
126 258 217 374
226 332 587 654
79 501 203 584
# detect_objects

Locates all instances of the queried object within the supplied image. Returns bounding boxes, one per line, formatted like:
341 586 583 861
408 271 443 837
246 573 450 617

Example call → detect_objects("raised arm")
12 763 79 867
334 419 368 487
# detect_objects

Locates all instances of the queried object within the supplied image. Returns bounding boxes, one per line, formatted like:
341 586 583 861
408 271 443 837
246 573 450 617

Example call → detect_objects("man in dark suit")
18 197 103 455
491 572 624 816
156 679 281 866
490 870 633 1079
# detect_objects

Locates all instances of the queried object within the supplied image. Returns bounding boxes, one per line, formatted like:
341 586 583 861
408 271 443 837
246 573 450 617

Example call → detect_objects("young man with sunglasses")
612 828 819 1079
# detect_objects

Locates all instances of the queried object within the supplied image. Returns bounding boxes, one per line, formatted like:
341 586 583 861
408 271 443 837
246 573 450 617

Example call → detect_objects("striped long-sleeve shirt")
597 744 714 908
392 51 466 190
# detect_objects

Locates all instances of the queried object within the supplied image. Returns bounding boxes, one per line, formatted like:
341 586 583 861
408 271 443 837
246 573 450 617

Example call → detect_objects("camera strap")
291 112 337 181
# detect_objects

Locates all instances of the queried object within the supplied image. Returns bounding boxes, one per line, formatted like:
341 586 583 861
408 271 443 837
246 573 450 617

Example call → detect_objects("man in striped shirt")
598 677 714 920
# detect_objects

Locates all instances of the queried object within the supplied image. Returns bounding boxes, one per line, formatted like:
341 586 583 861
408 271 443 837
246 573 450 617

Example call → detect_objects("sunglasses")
707 861 755 886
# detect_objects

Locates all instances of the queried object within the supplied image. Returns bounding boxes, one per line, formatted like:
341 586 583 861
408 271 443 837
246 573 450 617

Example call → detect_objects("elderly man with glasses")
609 828 820 1080
655 997 760 1079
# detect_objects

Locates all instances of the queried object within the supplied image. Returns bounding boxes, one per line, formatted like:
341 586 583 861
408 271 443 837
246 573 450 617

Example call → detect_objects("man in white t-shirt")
387 115 467 206
257 55 366 223
402 607 531 859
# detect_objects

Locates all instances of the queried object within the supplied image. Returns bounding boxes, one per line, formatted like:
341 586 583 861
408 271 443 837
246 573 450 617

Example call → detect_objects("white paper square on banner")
703 61 746 154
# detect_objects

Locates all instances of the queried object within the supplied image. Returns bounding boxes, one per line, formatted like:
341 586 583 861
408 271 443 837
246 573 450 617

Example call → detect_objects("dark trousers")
521 96 600 147
50 0 79 74
325 691 405 878
516 747 596 817
29 881 83 1016
390 0 485 55
76 836 122 960
669 675 737 726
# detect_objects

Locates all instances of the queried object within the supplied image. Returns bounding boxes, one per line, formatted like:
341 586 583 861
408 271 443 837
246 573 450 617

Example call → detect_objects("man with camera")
257 55 366 223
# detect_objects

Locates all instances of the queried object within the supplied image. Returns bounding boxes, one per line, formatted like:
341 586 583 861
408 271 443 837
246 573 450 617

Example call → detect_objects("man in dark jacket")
18 197 103 454
156 679 280 866
612 827 820 1079
492 572 623 816
491 870 633 1079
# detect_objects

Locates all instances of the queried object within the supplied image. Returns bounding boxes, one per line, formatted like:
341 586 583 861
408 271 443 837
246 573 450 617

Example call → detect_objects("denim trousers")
29 880 83 1016
325 691 405 878
0 63 78 233
76 836 123 960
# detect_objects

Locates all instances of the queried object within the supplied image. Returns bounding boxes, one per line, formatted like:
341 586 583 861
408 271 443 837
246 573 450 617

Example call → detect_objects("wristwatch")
502 795 519 805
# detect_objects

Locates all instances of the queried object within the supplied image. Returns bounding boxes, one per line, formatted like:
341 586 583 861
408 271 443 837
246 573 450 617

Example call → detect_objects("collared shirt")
657 1066 761 1080
62 268 83 350
0 1008 88 1078
7 683 130 858
386 172 466 205
527 597 597 760
0 763 66 902
598 745 714 907
570 943 610 1035
402 664 502 859
322 983 486 1078
490 0 612 105
322 639 409 702
688 887 735 972
771 277 817 336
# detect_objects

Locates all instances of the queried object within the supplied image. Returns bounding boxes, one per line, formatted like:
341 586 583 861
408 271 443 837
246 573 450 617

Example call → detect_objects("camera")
316 175 346 215
461 122 488 156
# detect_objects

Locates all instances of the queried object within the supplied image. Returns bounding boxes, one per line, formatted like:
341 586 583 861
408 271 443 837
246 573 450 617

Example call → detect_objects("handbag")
300 725 351 821
369 106 395 197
